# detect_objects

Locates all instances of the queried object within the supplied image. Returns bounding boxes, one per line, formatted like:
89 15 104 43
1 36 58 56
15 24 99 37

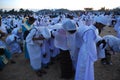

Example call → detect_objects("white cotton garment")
37 27 51 39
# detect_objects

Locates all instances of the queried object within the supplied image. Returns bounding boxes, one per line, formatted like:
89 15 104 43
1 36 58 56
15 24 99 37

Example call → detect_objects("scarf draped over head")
37 27 51 39
62 20 77 31
94 15 109 26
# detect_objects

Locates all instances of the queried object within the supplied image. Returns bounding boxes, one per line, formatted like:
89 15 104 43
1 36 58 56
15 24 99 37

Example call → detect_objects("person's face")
28 20 35 25
96 22 105 30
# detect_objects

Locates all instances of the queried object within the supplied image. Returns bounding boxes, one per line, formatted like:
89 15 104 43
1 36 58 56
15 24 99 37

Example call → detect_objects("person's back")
75 25 97 80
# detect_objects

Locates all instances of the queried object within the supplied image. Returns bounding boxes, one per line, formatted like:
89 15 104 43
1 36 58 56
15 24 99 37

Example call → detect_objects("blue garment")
22 21 31 33
0 57 5 70
24 42 29 59
22 21 31 59
0 49 10 70
4 49 11 59
0 40 11 59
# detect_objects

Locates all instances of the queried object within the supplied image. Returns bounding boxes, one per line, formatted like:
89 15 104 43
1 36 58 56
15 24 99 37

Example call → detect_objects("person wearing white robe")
49 37 60 64
75 14 110 80
0 16 8 37
90 20 106 59
41 39 51 68
22 16 36 60
117 27 120 38
114 16 120 38
92 15 112 65
6 34 22 54
75 25 97 80
53 20 77 79
114 16 120 32
26 26 51 76
101 35 120 65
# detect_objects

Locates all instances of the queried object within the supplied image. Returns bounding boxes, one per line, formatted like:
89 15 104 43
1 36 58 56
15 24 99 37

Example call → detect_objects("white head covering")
37 27 51 39
94 15 108 25
62 20 77 31
48 23 62 31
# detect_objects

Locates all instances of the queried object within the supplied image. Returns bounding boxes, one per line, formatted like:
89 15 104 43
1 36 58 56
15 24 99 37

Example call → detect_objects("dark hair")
28 17 36 22
96 39 106 49
68 30 76 34
0 48 5 55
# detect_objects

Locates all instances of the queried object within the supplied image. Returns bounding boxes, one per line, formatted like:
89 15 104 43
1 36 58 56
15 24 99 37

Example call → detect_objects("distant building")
84 8 93 11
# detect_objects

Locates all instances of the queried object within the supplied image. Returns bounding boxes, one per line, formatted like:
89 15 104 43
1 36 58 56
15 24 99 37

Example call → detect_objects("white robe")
6 34 22 54
26 28 42 70
49 38 60 58
114 17 120 32
54 28 69 50
0 23 8 34
103 35 120 53
54 27 77 70
90 25 105 59
41 39 51 64
75 26 97 80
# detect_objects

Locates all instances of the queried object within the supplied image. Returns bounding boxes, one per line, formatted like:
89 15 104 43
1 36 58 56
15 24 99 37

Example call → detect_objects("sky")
0 0 120 10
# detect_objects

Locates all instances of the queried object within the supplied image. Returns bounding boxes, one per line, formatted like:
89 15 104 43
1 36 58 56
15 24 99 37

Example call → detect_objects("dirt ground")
0 26 120 80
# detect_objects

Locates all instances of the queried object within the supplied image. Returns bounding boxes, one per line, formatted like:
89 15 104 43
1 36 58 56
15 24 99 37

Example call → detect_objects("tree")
4 10 8 14
0 9 3 15
8 9 15 14
24 9 33 15
99 7 106 11
19 8 25 14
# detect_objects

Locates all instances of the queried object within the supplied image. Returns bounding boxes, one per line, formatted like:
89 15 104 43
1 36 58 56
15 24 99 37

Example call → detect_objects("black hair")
68 30 76 34
96 39 106 49
28 17 36 22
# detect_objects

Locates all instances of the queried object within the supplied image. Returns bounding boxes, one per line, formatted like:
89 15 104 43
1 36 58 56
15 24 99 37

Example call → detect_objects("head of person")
27 16 36 25
66 14 74 20
62 20 77 34
94 16 107 34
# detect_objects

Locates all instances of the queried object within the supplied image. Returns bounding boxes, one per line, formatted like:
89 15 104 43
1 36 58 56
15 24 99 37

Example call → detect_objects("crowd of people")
0 11 120 80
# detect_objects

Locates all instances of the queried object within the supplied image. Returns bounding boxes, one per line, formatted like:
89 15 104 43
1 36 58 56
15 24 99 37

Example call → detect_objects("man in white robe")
90 15 108 59
75 14 110 80
53 20 77 79
92 15 112 65
75 24 97 80
102 35 120 65
26 27 51 77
